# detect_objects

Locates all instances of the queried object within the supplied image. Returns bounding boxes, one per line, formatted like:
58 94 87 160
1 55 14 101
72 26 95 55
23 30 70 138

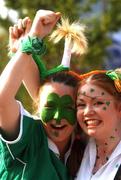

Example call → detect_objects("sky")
0 0 18 22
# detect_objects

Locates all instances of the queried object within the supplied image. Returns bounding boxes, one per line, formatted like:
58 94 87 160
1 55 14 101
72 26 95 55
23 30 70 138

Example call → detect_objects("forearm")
0 51 32 103
23 56 41 101
0 51 33 138
8 10 60 101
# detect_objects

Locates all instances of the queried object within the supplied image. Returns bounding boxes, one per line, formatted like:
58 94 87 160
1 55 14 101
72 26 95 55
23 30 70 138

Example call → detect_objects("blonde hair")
49 17 88 56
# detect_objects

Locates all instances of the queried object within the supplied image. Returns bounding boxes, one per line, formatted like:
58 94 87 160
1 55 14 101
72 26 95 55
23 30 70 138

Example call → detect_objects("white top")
76 138 121 180
48 137 73 164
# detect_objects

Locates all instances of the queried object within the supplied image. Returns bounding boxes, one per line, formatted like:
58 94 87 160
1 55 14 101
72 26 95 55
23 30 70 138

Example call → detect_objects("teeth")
54 125 63 128
51 124 66 129
85 120 101 126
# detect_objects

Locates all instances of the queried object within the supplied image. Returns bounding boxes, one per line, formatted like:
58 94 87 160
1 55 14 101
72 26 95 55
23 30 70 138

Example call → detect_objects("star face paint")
40 93 76 125
77 83 121 139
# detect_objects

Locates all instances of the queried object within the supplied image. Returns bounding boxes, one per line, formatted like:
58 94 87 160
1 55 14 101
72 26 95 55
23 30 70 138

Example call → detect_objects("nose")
53 109 61 124
83 105 95 116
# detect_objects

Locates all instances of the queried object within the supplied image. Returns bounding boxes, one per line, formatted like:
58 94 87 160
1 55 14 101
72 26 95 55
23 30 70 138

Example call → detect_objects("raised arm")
9 11 60 101
0 10 61 139
9 17 41 101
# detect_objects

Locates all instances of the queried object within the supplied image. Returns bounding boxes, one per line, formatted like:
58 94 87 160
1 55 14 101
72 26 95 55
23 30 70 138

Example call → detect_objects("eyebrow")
78 93 113 101
78 93 101 100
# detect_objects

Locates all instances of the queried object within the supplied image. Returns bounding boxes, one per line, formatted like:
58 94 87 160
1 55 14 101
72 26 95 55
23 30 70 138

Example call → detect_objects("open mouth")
50 124 67 130
84 119 102 127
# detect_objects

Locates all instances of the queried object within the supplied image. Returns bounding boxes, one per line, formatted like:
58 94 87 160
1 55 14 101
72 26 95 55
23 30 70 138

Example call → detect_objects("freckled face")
77 83 121 139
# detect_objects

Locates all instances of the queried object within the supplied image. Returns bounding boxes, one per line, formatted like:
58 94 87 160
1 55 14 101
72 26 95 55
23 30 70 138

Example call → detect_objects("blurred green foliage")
0 0 121 112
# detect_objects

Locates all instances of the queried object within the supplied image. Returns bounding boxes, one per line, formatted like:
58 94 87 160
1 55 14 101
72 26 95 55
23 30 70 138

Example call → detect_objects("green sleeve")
0 103 46 163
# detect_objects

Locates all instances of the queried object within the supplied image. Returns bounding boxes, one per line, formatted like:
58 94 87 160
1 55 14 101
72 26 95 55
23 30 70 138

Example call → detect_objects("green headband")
20 36 69 79
106 70 121 80
106 69 121 92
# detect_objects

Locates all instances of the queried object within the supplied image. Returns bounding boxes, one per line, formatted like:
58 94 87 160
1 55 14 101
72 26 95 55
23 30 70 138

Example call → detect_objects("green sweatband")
21 36 46 55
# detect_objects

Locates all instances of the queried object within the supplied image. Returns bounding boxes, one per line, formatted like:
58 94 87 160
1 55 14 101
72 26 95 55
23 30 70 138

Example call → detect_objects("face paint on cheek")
40 93 76 125
82 91 86 96
101 92 105 96
90 88 95 93
77 92 80 96
40 93 59 123
102 101 111 111
106 101 110 106
61 95 76 125
102 106 107 111
52 130 59 137
110 136 115 140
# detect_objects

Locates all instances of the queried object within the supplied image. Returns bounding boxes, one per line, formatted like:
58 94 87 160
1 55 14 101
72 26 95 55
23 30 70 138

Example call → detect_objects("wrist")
20 36 46 55
28 32 44 39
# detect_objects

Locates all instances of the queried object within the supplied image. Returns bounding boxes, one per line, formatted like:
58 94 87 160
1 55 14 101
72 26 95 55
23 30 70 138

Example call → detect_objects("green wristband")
21 36 46 55
20 36 70 80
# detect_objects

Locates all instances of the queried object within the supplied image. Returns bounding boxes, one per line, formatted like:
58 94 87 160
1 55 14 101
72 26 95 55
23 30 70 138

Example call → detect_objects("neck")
55 137 71 161
93 129 121 174
96 136 120 160
95 128 121 155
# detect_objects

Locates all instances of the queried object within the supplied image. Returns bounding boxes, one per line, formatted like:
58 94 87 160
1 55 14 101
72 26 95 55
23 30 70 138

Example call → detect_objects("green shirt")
0 105 72 180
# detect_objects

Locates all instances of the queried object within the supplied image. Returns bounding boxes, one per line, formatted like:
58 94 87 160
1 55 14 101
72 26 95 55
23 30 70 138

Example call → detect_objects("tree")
78 0 121 70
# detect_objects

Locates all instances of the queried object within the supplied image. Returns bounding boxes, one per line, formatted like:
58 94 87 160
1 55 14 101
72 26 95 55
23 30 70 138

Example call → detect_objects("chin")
86 129 97 137
52 136 68 143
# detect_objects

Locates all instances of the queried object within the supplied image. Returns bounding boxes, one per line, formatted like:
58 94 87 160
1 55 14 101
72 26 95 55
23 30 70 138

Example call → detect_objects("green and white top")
0 102 72 180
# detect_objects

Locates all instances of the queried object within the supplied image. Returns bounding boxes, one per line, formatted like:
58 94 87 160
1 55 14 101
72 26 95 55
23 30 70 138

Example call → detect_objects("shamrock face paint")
38 82 76 143
40 93 76 125
77 83 121 139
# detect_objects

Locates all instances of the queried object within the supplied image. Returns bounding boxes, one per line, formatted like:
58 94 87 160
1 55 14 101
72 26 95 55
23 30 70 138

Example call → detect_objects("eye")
76 103 86 109
94 101 104 106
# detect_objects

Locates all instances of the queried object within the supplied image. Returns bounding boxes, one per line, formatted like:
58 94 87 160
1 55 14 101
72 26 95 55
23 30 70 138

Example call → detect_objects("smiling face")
77 82 121 140
38 82 76 143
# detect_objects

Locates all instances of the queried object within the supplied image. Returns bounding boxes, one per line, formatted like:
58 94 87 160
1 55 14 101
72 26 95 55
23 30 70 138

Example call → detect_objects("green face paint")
52 131 59 137
103 106 107 110
106 101 110 106
82 91 86 95
40 93 76 125
90 88 95 93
